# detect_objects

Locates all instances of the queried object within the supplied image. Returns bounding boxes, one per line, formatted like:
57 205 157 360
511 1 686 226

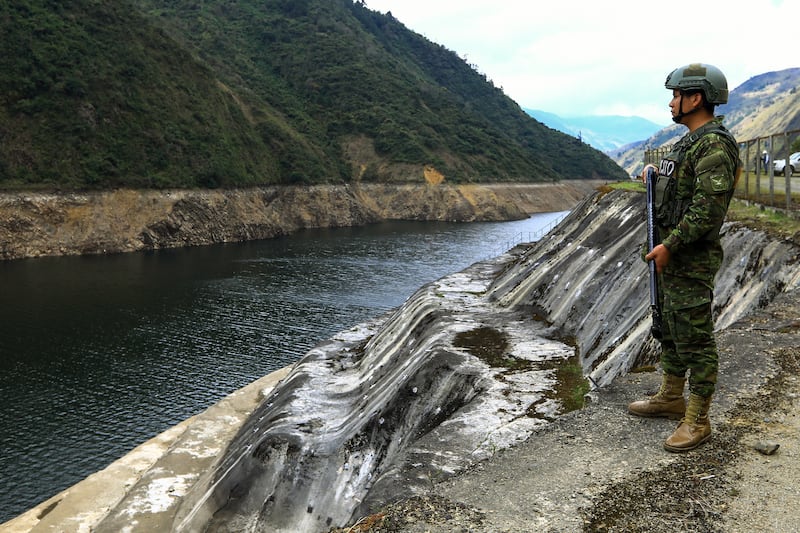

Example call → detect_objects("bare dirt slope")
0 181 604 261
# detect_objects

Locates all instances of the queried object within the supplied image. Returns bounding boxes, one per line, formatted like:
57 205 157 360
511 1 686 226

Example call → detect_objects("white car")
774 152 800 175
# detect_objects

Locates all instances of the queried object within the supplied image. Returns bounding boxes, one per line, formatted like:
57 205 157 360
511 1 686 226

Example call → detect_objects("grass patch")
454 327 590 415
606 179 644 192
540 355 591 413
453 326 531 371
726 199 800 242
595 180 643 199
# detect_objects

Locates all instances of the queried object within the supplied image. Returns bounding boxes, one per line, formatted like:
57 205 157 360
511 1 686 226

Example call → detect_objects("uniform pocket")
654 174 676 225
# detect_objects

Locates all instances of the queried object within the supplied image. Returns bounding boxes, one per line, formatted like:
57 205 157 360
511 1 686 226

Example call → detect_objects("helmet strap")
672 92 702 124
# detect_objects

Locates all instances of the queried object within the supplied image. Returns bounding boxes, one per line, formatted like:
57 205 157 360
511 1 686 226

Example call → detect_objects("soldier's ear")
690 92 705 108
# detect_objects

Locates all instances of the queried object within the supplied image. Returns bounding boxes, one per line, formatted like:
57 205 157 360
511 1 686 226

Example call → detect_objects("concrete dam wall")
7 188 799 532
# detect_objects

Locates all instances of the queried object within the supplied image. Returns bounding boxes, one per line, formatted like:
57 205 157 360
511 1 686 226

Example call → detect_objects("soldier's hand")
641 164 658 183
645 244 671 274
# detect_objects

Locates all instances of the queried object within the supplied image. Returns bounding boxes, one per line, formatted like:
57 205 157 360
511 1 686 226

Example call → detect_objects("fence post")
743 141 750 201
785 131 792 210
756 138 762 203
769 134 776 206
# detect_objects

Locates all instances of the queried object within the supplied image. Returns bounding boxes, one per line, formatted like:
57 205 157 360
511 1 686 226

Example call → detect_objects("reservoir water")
0 211 566 523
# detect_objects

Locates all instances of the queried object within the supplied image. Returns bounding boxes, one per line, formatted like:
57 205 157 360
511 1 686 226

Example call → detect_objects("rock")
754 440 780 455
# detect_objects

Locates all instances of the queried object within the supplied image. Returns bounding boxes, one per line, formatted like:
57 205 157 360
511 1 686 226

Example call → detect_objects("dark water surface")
0 212 565 522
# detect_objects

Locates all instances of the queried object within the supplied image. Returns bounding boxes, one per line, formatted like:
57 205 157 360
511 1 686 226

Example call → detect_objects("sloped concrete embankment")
388 286 800 532
488 190 800 387
5 188 799 532
0 181 603 261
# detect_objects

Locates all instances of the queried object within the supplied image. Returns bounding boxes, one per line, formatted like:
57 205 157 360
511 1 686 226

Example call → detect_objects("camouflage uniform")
653 117 738 398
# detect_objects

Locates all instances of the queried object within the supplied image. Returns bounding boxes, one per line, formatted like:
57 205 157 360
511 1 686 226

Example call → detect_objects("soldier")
628 63 740 452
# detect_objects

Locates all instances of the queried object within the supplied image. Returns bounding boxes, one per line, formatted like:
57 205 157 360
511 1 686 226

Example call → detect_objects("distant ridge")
525 109 666 152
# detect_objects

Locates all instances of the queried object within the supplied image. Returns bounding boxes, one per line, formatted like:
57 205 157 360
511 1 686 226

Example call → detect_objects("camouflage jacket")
654 117 739 284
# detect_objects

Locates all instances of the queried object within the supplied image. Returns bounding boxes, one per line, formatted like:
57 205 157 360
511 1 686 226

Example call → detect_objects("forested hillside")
0 0 627 190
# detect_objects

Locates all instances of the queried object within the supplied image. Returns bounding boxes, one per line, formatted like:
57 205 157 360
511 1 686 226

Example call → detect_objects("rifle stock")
645 167 663 339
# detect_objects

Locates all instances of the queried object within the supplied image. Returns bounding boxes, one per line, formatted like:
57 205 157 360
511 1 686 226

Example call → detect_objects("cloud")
364 0 800 124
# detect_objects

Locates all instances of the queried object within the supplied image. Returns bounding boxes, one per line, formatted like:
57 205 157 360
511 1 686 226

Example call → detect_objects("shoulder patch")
709 174 729 193
696 151 734 193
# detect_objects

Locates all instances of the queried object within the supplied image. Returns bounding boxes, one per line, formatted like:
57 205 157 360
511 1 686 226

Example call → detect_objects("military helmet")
665 63 728 105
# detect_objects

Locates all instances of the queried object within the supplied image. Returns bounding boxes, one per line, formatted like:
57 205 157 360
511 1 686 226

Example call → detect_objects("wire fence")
483 212 568 259
644 128 800 212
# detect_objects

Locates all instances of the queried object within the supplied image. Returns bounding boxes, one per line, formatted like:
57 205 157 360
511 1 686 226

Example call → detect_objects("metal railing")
484 212 569 259
644 128 800 211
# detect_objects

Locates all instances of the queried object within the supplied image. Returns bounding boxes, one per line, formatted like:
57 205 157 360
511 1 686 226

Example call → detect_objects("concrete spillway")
168 253 573 532
39 189 798 533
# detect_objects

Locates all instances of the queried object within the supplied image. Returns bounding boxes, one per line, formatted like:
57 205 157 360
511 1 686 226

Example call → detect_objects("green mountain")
0 0 627 190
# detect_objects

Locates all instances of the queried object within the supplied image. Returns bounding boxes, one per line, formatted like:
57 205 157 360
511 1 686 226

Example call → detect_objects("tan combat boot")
663 392 712 453
628 373 686 420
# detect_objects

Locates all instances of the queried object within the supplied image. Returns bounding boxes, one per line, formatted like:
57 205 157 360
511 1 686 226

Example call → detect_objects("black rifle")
645 167 663 339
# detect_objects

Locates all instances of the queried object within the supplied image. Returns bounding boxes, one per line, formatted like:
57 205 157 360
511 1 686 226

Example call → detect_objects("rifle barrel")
645 167 663 339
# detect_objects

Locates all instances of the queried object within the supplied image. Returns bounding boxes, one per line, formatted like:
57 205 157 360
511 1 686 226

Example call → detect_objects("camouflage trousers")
658 273 718 398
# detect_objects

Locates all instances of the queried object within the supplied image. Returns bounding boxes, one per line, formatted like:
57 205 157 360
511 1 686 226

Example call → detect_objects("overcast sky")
363 0 799 125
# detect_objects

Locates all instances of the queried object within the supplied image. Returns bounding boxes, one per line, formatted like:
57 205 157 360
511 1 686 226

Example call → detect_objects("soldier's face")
669 90 684 119
669 90 701 122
